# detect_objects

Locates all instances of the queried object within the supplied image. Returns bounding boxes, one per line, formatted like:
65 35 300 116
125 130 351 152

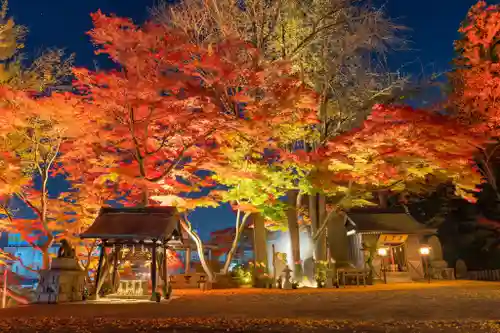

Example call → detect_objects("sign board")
379 234 408 244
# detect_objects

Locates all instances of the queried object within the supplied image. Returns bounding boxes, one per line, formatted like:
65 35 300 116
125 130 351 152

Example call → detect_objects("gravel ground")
1 281 500 332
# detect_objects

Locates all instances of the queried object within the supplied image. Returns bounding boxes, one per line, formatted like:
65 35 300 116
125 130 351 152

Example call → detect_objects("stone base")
36 293 58 304
35 267 86 304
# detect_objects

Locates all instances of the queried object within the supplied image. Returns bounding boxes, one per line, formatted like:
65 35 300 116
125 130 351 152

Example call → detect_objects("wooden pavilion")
80 206 183 301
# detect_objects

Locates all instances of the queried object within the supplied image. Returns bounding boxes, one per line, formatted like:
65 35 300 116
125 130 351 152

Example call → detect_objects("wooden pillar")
111 247 119 291
163 244 169 299
185 247 191 274
95 242 106 296
151 241 158 296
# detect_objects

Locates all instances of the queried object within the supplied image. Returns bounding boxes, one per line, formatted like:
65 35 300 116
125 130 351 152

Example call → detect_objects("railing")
465 269 500 281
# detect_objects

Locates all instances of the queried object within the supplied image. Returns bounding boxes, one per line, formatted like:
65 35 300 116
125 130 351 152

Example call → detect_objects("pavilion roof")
346 208 436 235
80 206 183 244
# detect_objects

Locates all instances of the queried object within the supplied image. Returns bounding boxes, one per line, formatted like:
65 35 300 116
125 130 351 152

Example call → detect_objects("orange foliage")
71 11 317 207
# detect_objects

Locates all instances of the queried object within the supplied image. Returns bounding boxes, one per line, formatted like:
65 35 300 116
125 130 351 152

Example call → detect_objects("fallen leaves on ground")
0 318 499 333
1 282 500 332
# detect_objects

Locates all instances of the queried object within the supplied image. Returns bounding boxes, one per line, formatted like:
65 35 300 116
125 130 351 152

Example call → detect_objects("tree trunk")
180 217 215 282
314 194 327 261
327 211 350 267
286 190 301 279
141 185 149 207
222 211 251 274
309 193 318 253
40 236 54 270
41 249 51 270
252 214 268 269
378 190 388 208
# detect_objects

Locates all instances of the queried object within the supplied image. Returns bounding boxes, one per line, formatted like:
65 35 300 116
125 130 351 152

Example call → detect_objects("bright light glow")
346 229 356 236
419 246 431 256
228 262 238 272
301 277 317 288
267 231 314 276
377 248 388 257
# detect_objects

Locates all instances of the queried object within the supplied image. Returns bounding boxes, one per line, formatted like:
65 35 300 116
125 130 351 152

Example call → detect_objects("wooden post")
163 244 169 299
2 267 7 309
151 241 158 298
111 247 119 291
95 242 106 297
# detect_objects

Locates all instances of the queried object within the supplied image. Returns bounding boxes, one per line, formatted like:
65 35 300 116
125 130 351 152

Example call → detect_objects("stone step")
373 272 414 284
385 272 414 283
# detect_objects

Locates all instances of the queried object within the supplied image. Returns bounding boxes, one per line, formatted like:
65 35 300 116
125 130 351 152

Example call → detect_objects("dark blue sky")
9 0 480 240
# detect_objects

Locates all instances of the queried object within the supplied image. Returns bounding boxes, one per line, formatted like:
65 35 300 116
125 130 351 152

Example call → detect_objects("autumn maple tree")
208 141 296 274
449 1 500 194
283 102 483 267
72 10 319 281
443 1 500 237
0 0 80 276
0 87 90 269
155 0 410 267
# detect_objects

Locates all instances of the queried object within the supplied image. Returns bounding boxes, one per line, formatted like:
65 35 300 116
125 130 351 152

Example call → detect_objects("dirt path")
0 281 499 332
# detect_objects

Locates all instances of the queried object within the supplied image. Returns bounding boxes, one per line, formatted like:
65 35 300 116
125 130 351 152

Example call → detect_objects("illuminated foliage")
0 87 89 269
72 11 319 279
301 104 484 204
450 1 500 131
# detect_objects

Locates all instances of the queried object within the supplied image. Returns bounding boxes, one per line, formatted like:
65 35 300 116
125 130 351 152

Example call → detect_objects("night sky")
9 0 480 240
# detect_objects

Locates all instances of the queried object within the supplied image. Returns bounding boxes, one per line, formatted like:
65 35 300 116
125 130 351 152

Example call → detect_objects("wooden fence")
465 269 500 281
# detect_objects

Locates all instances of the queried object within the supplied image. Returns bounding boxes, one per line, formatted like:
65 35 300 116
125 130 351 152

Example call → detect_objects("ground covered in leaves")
1 281 500 332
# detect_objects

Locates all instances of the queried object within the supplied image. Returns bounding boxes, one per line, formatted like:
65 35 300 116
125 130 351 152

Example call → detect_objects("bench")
337 269 367 287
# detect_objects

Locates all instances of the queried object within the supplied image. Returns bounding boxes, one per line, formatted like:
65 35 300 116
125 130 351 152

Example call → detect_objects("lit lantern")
419 246 431 256
377 248 388 257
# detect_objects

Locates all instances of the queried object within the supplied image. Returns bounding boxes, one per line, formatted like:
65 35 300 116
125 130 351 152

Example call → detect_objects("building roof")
80 206 182 244
346 208 436 235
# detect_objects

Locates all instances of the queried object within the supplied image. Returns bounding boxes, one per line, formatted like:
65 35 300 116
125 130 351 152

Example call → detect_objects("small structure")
281 265 293 289
80 206 183 301
35 239 86 303
344 208 442 283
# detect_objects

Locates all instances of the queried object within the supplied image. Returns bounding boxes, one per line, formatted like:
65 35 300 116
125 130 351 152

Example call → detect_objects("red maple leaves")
72 11 318 205
450 1 500 133
0 2 495 277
